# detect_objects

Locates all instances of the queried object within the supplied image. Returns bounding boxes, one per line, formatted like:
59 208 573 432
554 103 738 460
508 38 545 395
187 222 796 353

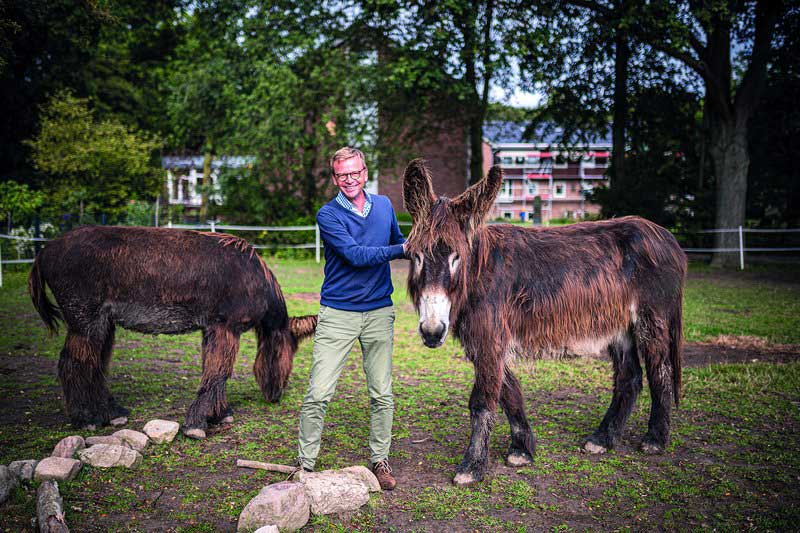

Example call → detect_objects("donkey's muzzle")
419 320 448 348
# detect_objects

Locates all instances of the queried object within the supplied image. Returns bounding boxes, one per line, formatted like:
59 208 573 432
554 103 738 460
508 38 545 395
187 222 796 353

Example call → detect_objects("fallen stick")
236 459 296 474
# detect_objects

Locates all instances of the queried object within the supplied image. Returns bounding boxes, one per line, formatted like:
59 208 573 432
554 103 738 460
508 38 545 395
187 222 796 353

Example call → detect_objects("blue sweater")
317 194 406 311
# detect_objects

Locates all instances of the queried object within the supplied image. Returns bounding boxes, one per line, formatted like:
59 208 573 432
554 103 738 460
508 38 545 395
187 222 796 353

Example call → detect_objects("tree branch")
479 0 495 109
563 0 613 18
734 0 783 120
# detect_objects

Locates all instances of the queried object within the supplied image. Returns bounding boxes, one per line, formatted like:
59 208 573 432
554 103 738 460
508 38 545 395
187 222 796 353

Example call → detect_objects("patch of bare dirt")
286 292 320 303
684 336 800 367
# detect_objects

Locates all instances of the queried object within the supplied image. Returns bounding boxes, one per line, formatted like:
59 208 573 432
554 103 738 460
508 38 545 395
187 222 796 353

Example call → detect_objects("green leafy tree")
353 0 513 185
0 181 44 230
0 0 108 177
25 90 163 221
168 1 371 221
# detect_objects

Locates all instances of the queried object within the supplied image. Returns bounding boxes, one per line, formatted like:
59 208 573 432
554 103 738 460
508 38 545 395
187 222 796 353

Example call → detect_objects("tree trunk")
611 22 629 191
709 118 749 268
201 149 213 222
468 112 484 186
302 111 318 216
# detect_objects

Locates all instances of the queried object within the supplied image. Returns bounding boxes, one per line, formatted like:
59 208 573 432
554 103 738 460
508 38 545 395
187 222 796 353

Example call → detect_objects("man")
297 146 406 490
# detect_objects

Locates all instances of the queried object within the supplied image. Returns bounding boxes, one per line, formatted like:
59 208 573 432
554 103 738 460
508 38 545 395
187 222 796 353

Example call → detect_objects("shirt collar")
335 190 372 217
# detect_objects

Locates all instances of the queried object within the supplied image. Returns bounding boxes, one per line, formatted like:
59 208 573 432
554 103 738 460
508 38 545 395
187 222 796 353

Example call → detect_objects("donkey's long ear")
450 165 503 237
403 158 436 223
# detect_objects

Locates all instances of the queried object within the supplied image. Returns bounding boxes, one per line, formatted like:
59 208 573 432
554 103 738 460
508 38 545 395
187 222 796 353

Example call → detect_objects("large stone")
78 444 142 469
8 459 38 482
85 436 126 447
254 527 279 533
298 470 370 515
37 481 69 533
51 435 85 459
0 465 19 504
340 466 381 492
34 457 82 482
142 419 180 444
237 482 309 532
112 429 149 452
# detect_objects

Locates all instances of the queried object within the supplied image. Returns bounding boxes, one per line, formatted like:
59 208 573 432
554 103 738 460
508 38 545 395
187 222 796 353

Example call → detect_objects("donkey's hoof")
453 471 481 486
182 428 206 440
110 416 128 427
582 440 608 455
639 439 665 455
506 451 533 467
219 415 234 424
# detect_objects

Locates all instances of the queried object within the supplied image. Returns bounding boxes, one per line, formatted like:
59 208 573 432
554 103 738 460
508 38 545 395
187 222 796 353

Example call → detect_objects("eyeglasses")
333 167 366 183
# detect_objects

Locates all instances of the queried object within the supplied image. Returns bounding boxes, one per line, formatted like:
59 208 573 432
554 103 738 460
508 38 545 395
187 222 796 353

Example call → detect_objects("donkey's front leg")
454 358 503 485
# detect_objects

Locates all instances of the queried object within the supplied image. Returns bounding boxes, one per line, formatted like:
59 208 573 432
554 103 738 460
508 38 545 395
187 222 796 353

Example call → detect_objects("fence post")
0 241 3 288
315 224 320 264
738 225 744 270
210 220 216 233
34 215 41 256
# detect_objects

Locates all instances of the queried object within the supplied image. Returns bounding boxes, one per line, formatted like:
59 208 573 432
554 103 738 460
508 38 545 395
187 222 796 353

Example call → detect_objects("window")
525 156 539 165
503 212 512 220
515 156 526 164
527 181 537 195
553 154 568 169
595 156 608 166
502 156 512 165
493 155 502 164
554 181 566 198
500 180 513 197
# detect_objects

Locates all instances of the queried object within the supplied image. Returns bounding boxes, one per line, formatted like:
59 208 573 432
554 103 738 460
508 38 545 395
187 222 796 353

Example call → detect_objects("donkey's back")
36 225 276 335
472 216 686 360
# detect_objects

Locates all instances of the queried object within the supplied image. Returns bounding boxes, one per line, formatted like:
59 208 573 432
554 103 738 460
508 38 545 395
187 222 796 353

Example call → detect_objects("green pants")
298 305 395 470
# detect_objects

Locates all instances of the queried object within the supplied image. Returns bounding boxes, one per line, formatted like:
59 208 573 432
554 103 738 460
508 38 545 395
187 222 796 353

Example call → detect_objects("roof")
483 121 612 146
161 156 255 169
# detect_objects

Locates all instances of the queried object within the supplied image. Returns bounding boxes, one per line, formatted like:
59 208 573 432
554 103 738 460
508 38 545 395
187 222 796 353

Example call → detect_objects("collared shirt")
335 190 372 218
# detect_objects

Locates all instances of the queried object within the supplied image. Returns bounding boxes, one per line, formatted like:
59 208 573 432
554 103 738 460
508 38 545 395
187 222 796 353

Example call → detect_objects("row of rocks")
0 417 182 531
237 466 381 532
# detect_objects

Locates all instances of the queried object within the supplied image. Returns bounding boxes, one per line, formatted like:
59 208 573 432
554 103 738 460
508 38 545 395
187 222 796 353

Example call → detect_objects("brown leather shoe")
372 459 396 490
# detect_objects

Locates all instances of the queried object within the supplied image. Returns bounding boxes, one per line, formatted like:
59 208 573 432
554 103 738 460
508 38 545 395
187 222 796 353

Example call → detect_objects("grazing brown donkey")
403 159 686 485
29 226 316 438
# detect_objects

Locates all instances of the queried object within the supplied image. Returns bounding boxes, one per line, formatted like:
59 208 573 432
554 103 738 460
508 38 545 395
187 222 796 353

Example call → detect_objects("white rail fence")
1 224 799 287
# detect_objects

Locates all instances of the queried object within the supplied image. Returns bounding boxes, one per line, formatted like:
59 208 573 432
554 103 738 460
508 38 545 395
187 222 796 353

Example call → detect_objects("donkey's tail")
28 255 62 335
668 296 683 407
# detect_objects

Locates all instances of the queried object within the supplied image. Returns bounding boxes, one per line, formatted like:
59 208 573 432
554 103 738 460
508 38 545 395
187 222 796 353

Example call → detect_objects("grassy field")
1 259 799 532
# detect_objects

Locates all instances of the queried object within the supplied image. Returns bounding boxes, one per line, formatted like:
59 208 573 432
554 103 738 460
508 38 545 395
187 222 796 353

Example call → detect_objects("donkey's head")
403 159 503 348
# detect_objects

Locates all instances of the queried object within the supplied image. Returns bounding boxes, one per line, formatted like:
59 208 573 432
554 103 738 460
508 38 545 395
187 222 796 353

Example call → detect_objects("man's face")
332 156 367 202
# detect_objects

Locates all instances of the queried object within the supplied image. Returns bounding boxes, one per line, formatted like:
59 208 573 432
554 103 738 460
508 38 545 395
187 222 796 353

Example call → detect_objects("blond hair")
329 147 366 174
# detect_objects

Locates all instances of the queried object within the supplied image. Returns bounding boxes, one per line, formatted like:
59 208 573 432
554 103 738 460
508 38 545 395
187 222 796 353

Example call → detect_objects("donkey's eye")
448 252 460 275
413 253 424 275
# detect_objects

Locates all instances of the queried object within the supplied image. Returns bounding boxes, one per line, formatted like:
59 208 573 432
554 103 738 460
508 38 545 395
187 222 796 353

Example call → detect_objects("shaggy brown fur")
403 159 686 484
29 226 316 433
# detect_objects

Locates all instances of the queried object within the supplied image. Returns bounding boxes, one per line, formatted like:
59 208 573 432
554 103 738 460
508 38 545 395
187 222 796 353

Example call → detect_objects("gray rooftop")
484 121 612 146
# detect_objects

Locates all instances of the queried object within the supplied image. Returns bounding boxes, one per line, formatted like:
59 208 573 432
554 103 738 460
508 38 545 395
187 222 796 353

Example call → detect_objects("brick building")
483 121 611 224
376 119 471 215
377 120 611 225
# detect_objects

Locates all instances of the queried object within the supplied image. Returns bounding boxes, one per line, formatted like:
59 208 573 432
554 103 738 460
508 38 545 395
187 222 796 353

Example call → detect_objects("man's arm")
389 210 406 247
318 209 405 267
